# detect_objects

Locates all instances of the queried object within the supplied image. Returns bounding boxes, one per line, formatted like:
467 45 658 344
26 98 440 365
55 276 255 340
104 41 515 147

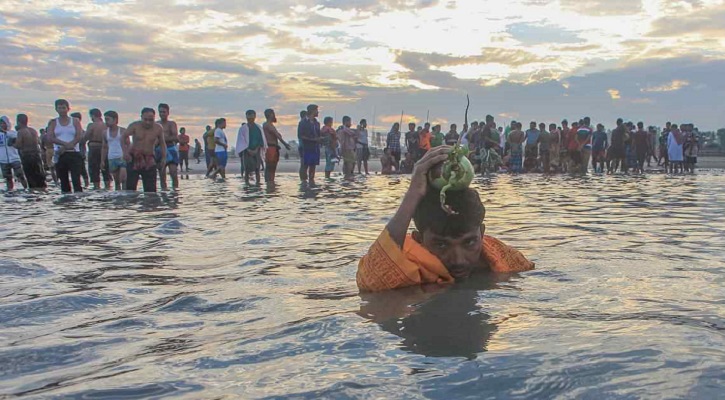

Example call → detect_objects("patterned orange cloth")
357 229 535 292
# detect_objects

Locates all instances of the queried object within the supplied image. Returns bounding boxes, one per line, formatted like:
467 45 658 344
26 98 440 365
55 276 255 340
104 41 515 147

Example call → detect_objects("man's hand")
409 146 450 200
284 144 291 151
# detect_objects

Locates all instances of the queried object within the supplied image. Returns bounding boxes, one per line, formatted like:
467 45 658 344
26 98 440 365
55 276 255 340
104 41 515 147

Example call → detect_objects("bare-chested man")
156 103 179 190
14 114 46 189
123 107 165 193
262 109 291 184
86 108 112 190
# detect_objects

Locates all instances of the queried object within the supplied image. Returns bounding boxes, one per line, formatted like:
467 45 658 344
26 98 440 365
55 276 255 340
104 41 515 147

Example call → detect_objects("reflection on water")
360 276 508 359
2 172 725 398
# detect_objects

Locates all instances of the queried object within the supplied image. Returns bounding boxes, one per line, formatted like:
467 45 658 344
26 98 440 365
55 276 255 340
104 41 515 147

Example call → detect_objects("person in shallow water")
356 146 534 292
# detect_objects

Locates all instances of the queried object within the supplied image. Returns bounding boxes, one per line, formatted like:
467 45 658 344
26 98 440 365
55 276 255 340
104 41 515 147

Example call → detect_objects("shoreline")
179 156 725 175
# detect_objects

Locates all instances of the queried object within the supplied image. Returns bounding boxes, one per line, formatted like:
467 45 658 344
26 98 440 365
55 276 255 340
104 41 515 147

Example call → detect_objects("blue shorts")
155 146 180 165
303 147 320 167
108 158 127 172
216 151 228 168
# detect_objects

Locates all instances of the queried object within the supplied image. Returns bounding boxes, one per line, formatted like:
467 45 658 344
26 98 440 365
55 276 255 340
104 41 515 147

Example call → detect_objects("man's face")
247 114 256 124
344 120 351 128
159 107 169 121
420 227 484 280
56 104 69 116
269 111 277 123
530 123 537 130
360 121 367 129
221 120 227 129
310 108 319 118
409 123 415 131
0 119 7 131
105 116 117 128
142 112 155 128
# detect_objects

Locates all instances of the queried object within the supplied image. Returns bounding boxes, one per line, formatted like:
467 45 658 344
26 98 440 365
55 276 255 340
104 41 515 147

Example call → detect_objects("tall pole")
426 110 430 124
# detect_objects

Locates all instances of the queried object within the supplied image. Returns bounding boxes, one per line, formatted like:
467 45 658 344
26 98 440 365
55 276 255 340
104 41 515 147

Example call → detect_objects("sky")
1 0 725 141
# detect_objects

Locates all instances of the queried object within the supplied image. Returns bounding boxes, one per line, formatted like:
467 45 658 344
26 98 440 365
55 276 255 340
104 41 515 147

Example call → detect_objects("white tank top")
106 128 124 159
54 117 79 152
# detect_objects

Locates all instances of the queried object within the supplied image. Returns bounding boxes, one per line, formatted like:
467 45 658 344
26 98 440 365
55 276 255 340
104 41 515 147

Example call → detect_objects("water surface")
2 172 725 399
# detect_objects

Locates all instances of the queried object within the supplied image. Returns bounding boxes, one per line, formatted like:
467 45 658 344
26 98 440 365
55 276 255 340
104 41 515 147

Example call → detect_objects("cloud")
649 4 725 37
641 80 690 93
560 0 643 15
607 89 621 100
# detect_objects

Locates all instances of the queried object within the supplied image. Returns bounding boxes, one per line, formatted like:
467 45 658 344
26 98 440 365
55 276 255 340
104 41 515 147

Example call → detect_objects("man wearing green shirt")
430 125 444 147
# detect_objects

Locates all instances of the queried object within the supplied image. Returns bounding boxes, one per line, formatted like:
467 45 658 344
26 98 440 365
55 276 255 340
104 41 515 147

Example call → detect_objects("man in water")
48 100 85 193
608 118 627 174
0 116 28 191
538 122 552 173
203 125 213 168
297 105 321 185
508 122 525 173
178 127 190 172
71 112 91 188
14 114 46 189
633 122 649 174
659 122 671 168
356 119 370 175
559 120 570 172
523 121 540 172
576 117 593 174
156 103 179 190
298 110 308 182
321 117 338 179
386 123 402 172
405 122 419 162
40 127 58 184
85 108 112 190
591 123 608 173
549 123 561 172
211 118 228 179
237 110 267 185
356 146 534 292
338 116 359 181
123 107 165 192
101 110 127 191
263 109 291 184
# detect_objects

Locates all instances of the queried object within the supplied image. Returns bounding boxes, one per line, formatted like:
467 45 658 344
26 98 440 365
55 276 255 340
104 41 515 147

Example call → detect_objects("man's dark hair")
360 118 367 125
180 127 186 132
307 104 318 113
324 116 333 124
90 108 102 118
264 109 274 119
246 109 256 117
205 125 211 130
409 122 416 128
55 99 70 108
141 107 155 115
215 118 226 127
413 188 485 238
486 115 494 122
562 119 568 125
71 112 82 120
16 114 28 126
158 103 170 111
104 110 119 120
300 110 307 119
342 116 351 124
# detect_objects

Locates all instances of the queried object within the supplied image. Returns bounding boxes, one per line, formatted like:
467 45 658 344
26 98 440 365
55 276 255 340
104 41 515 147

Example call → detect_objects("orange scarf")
357 229 535 292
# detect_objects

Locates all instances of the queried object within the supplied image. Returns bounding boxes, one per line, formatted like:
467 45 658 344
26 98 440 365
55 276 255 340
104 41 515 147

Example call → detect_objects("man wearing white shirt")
1 116 28 191
210 118 228 179
356 119 370 175
235 110 267 185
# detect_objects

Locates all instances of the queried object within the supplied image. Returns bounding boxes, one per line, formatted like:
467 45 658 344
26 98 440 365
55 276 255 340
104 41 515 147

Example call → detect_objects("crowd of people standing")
0 100 704 192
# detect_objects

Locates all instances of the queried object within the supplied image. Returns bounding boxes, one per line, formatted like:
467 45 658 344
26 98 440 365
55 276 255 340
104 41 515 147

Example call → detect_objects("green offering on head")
427 144 475 215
